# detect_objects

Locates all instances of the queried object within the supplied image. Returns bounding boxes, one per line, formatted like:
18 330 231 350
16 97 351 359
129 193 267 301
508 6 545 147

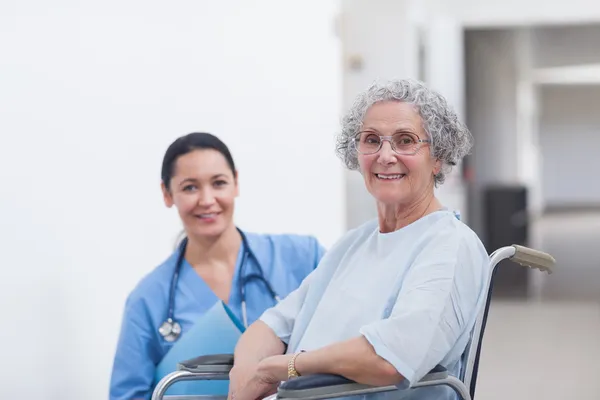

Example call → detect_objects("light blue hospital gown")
260 210 490 400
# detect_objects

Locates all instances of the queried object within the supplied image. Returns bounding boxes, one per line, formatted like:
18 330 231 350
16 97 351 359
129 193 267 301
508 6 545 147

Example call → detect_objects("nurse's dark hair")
161 132 237 191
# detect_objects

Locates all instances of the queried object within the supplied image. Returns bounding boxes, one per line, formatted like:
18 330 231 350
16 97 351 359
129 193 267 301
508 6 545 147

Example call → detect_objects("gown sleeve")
359 231 489 387
259 233 327 343
259 269 316 344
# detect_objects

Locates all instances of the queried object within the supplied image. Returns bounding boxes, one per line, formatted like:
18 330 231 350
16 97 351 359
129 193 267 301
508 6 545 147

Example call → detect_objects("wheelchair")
152 244 555 400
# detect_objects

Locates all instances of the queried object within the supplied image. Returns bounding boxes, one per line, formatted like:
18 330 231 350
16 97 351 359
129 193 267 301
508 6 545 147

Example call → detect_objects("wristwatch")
287 350 305 379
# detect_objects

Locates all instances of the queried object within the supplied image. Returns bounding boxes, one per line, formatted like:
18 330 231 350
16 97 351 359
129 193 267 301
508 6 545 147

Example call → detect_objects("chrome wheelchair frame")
152 244 555 400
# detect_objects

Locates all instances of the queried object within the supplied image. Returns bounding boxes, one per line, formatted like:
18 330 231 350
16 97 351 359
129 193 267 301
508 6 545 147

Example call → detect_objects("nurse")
109 132 326 400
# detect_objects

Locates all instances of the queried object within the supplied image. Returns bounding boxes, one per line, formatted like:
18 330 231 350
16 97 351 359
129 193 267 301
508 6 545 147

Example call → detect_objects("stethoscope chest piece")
159 318 182 342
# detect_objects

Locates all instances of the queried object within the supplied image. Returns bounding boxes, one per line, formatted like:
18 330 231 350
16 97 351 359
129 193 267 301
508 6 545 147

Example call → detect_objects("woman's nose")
197 190 216 206
377 141 398 165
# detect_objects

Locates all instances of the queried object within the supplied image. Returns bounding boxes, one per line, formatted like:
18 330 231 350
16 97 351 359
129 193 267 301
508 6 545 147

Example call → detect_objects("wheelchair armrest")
151 355 234 400
280 374 357 390
277 365 448 399
178 353 234 374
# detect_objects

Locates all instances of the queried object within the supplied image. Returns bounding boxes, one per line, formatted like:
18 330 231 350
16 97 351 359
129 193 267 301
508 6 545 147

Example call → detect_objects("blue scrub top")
109 231 326 400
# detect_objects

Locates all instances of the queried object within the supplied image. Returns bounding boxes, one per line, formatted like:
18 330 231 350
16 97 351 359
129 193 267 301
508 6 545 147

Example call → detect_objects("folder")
154 301 245 396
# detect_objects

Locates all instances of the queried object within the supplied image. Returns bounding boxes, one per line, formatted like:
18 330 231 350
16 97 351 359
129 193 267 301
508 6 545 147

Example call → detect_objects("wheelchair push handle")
511 244 555 274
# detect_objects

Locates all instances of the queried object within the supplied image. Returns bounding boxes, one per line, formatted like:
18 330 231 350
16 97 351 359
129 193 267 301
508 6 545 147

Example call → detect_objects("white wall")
539 85 600 208
340 0 421 229
0 1 343 399
424 15 469 222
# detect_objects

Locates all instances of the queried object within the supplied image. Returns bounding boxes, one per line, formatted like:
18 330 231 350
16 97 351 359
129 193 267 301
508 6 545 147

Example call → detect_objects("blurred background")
1 0 599 399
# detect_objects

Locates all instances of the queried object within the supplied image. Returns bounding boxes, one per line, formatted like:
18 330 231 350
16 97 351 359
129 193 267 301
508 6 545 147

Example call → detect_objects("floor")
475 300 600 399
473 212 600 399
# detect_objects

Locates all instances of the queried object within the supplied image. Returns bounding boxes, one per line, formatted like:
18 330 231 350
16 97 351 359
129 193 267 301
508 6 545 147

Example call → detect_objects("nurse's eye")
214 180 228 188
182 184 198 192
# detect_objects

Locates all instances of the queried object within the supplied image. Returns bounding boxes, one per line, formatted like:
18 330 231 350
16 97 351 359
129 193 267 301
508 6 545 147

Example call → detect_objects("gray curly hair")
335 78 473 186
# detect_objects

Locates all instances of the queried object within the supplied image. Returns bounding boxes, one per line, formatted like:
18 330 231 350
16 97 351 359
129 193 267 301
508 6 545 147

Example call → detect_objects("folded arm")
233 320 287 366
293 336 403 386
229 271 317 400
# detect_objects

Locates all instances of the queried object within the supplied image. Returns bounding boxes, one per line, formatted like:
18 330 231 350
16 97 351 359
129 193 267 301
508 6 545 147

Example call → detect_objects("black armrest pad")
178 354 234 372
279 364 448 391
280 374 355 391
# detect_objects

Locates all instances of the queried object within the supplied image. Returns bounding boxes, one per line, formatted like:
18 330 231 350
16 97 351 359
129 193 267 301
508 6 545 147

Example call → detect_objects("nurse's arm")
110 296 162 400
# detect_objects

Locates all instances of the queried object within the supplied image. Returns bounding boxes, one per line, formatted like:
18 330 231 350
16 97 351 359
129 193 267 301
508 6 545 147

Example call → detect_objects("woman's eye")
395 135 416 145
364 135 380 144
183 185 197 192
214 180 227 187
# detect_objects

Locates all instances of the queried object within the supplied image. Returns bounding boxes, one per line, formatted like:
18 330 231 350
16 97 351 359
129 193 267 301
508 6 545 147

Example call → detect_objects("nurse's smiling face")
162 149 239 240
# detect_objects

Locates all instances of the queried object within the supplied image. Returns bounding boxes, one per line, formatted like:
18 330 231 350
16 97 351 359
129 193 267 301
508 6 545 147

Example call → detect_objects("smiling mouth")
195 212 220 219
375 173 406 180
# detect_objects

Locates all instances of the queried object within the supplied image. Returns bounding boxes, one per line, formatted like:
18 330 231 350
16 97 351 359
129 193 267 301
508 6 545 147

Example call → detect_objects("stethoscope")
158 228 281 342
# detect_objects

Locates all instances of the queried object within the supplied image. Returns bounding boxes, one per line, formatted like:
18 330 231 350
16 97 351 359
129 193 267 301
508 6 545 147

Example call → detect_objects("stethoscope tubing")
161 227 279 341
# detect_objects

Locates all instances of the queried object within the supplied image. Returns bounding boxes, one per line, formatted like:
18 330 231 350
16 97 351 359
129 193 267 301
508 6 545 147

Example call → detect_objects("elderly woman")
228 79 490 400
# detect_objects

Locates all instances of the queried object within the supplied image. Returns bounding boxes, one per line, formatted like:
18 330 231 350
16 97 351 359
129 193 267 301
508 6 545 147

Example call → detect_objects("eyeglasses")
353 132 431 155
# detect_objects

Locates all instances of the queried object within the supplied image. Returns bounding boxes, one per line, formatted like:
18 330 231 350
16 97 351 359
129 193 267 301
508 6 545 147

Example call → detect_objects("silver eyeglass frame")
352 133 431 155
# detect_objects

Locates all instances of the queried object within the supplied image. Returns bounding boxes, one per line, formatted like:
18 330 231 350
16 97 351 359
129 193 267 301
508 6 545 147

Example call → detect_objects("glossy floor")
475 211 600 399
475 300 600 399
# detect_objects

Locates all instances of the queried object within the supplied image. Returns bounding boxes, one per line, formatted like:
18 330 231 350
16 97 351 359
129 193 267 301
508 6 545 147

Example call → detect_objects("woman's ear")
161 182 174 207
433 159 442 176
233 170 240 197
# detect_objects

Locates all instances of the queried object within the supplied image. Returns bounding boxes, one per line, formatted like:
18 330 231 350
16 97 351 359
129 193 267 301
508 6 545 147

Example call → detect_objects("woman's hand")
228 355 292 400
228 363 260 400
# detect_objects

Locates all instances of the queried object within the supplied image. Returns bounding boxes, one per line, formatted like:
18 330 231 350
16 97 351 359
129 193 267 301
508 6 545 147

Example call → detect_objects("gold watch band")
287 351 305 379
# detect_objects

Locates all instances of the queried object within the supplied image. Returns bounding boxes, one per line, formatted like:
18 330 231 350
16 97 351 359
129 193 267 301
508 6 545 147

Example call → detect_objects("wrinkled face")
356 101 440 207
162 149 239 239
